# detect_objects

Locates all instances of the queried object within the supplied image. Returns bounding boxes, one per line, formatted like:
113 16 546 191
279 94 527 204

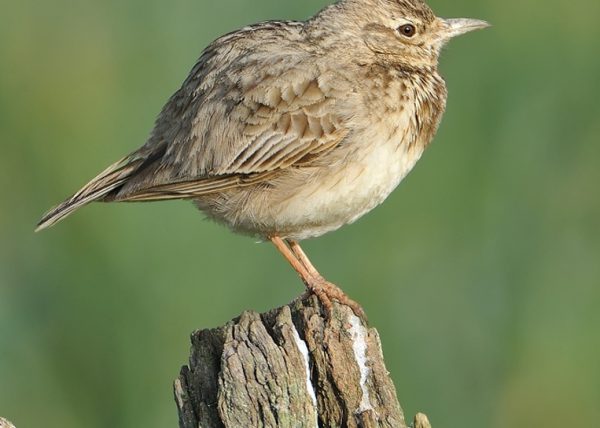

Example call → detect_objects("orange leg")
270 236 365 319
270 236 313 285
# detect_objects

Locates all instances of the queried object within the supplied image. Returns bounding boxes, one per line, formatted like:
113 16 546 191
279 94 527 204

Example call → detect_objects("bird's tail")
35 156 143 232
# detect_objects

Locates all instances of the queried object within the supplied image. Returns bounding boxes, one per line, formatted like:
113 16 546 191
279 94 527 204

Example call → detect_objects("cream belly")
195 132 424 240
266 136 424 240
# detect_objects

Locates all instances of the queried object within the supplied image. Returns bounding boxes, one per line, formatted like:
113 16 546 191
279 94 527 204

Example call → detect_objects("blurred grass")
1 0 599 427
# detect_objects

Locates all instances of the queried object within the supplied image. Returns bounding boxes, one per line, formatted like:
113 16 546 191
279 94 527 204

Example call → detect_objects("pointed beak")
439 18 490 40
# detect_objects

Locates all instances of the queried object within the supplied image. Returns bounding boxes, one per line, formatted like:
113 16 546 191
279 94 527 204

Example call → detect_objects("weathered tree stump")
0 417 16 428
174 294 431 428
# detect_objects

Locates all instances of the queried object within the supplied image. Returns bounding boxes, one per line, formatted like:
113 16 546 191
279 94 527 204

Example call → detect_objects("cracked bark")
174 294 431 428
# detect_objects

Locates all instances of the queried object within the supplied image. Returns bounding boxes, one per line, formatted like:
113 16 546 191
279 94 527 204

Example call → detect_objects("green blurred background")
1 0 599 427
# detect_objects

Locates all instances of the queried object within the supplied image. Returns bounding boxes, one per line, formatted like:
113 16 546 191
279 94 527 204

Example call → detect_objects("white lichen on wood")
290 322 318 427
349 313 374 413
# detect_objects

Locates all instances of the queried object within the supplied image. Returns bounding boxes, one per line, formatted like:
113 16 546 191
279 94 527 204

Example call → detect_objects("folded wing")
37 22 350 230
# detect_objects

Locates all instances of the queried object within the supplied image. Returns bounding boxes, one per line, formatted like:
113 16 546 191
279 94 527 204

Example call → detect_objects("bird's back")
37 20 327 230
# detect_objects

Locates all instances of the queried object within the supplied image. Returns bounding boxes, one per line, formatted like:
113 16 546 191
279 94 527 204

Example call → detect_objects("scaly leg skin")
270 236 365 319
287 239 366 319
270 236 333 312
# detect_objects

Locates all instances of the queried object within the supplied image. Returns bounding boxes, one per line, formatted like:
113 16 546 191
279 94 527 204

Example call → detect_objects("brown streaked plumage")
37 0 488 316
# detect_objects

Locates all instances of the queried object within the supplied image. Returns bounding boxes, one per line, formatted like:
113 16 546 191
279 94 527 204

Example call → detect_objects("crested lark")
37 0 488 315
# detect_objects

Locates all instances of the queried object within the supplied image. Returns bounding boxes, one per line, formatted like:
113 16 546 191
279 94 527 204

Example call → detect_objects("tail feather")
35 156 142 232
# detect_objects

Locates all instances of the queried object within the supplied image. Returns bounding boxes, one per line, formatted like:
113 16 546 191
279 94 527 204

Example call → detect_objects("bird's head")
311 0 489 69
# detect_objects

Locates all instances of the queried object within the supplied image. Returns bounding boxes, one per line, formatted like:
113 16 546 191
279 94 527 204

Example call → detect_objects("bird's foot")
269 237 366 320
305 276 366 320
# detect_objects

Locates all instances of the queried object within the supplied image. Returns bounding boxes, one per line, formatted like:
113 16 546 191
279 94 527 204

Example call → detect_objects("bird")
37 0 488 316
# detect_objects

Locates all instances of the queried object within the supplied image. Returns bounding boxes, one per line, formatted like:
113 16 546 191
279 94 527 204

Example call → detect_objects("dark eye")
398 24 416 37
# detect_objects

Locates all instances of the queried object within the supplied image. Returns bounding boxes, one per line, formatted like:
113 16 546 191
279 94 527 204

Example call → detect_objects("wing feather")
37 21 353 228
116 65 349 200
